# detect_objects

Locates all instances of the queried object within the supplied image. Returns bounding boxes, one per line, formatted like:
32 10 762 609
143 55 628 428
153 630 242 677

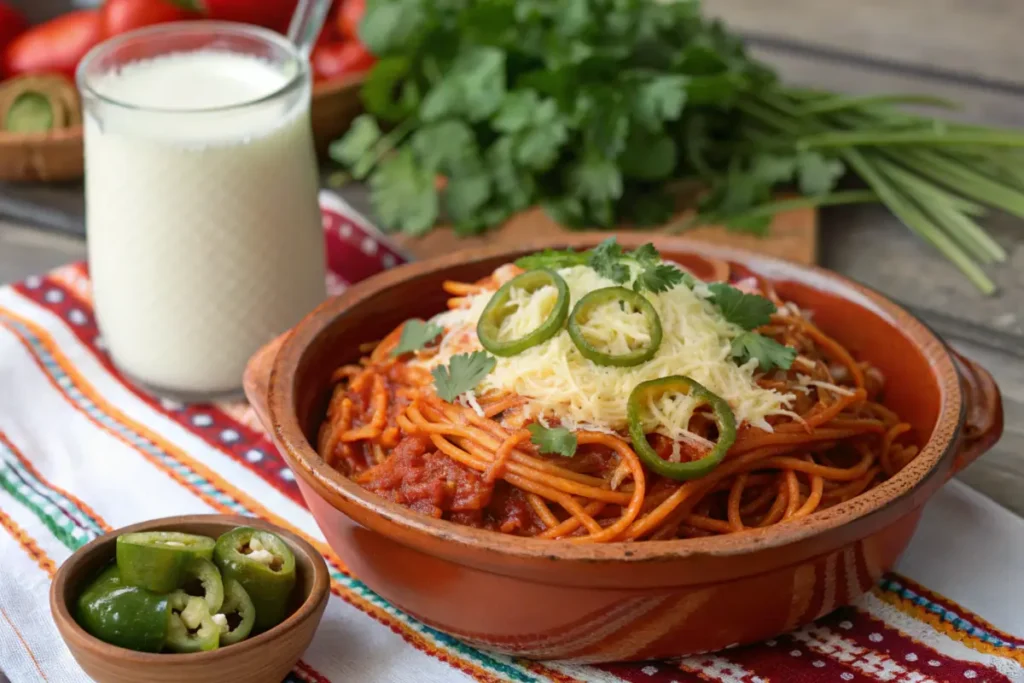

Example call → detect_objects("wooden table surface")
0 0 1022 518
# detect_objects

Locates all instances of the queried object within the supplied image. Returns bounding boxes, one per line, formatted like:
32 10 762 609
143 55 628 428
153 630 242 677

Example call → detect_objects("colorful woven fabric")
0 192 1020 682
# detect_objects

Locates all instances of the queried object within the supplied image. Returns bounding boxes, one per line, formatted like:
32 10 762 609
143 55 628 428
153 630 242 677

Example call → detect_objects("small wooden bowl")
0 73 364 183
50 514 330 683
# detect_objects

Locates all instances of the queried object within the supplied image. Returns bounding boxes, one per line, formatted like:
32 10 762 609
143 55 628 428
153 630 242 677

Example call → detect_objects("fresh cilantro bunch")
331 0 787 236
332 0 1024 294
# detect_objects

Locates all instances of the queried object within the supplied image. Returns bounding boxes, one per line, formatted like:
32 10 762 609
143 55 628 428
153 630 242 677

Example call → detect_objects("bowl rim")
49 513 330 663
267 234 965 563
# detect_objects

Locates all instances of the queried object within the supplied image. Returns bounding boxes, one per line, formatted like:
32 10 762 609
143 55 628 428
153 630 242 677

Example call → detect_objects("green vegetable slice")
567 287 662 367
115 531 215 593
179 557 224 614
166 596 220 653
214 527 296 633
4 92 53 133
217 579 256 646
476 269 569 357
627 376 737 481
75 565 170 653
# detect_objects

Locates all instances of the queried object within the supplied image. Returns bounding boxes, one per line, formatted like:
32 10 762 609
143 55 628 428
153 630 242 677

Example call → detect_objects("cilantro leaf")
493 90 541 133
488 136 535 213
445 174 492 228
730 332 797 371
359 0 428 56
515 247 590 270
633 263 686 293
707 283 777 330
410 121 478 174
391 320 443 357
796 151 845 196
569 156 624 206
368 148 439 235
432 352 497 402
329 115 383 180
587 237 630 283
633 75 689 131
527 423 578 458
421 47 506 123
494 92 569 172
631 243 661 266
361 56 420 122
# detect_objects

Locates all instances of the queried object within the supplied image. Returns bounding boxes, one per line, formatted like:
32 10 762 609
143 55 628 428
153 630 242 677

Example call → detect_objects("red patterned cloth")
0 191 1020 682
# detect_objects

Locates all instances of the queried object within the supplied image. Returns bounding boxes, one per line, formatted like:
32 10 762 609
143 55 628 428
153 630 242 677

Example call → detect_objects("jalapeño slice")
477 269 569 357
627 375 737 481
115 531 215 593
567 287 662 367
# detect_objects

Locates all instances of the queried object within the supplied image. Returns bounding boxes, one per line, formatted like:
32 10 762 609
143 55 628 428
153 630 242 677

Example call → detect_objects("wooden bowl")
50 514 330 683
0 74 364 183
243 234 1004 663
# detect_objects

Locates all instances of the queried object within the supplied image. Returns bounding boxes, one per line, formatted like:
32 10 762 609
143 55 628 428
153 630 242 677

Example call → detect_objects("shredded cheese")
422 264 794 438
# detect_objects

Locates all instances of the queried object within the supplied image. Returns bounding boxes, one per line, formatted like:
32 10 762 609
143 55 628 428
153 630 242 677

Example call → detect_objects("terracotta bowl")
50 514 330 683
243 234 1003 663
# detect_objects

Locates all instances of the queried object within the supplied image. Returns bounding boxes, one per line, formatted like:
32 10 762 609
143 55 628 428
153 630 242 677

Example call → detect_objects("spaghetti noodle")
317 247 915 543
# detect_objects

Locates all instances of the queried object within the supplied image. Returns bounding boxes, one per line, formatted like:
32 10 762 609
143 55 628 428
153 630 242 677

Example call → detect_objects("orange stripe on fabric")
0 307 560 683
872 583 1024 666
0 505 56 577
0 606 49 681
0 431 113 533
0 308 345 567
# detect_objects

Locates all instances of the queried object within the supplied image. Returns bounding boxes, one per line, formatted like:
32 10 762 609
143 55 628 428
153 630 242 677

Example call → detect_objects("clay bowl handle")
244 334 288 429
949 350 1004 475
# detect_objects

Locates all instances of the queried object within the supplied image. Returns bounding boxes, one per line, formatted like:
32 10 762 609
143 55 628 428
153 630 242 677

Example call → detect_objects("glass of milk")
77 22 327 401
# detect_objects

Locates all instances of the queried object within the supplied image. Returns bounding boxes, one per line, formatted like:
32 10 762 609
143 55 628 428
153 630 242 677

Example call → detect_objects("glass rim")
75 21 308 115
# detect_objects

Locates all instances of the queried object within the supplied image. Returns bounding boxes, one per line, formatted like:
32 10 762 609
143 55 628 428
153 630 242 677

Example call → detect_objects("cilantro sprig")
730 332 797 372
706 283 796 371
706 283 776 330
432 351 496 402
391 319 443 357
527 423 578 458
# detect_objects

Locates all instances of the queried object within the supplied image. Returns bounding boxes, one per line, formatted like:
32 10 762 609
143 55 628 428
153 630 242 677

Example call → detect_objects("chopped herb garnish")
391 319 443 357
707 282 777 330
730 331 797 371
527 423 578 458
432 351 496 402
586 237 630 284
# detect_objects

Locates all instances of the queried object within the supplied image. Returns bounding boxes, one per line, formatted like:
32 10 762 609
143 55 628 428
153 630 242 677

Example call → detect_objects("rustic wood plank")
392 205 818 264
708 0 1024 87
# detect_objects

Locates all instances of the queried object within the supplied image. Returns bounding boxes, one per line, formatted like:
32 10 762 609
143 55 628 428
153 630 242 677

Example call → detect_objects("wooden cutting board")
391 205 818 265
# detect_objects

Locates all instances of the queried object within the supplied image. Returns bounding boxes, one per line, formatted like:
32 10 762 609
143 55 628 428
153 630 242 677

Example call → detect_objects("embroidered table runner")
0 192 1020 682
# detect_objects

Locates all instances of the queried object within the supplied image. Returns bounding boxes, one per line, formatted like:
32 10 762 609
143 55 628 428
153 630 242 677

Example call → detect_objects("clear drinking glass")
77 22 327 401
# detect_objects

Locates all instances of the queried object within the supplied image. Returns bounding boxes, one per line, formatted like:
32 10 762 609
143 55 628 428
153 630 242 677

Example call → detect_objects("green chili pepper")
214 527 296 632
178 557 224 614
217 579 256 646
75 565 170 653
627 375 737 481
115 531 215 593
166 595 220 653
567 287 663 367
477 269 570 357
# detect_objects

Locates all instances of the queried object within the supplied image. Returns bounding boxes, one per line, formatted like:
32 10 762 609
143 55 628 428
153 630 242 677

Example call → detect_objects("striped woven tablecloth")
0 193 1021 683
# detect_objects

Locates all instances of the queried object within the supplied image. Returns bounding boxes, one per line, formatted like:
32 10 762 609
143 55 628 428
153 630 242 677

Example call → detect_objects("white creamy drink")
82 37 326 397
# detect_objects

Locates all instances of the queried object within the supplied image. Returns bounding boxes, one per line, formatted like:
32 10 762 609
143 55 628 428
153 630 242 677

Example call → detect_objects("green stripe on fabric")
0 460 85 551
